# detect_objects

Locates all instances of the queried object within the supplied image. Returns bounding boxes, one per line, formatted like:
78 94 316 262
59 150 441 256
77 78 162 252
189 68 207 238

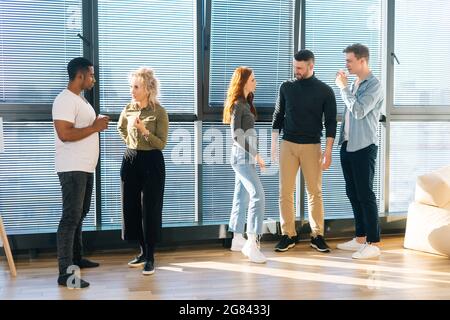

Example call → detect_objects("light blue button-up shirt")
338 72 384 152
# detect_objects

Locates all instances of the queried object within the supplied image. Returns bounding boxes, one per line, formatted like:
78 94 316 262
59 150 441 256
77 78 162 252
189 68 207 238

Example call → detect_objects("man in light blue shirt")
335 43 383 259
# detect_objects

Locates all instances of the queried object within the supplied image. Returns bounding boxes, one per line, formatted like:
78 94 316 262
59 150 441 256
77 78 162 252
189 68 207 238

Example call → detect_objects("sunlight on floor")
268 256 450 277
171 261 422 289
157 266 184 272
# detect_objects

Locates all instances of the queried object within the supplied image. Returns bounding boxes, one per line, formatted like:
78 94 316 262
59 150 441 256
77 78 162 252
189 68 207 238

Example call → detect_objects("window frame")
387 0 450 116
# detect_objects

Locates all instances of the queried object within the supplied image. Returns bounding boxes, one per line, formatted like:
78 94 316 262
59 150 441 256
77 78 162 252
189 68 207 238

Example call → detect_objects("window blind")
0 0 82 104
97 0 197 114
209 0 294 107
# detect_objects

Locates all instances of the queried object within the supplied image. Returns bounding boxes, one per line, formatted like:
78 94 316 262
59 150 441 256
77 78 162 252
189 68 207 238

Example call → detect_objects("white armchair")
404 166 450 256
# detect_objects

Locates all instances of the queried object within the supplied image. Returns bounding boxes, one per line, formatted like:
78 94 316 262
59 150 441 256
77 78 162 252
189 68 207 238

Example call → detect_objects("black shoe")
57 274 90 289
310 235 331 253
142 260 155 275
128 254 146 268
74 258 100 269
274 235 296 252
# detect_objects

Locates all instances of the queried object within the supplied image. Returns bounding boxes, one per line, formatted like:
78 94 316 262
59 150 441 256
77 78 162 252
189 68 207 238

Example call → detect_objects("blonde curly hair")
128 67 160 109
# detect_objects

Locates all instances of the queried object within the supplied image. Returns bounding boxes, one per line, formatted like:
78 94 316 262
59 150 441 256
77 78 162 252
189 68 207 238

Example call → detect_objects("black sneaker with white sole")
142 260 155 275
128 254 146 267
274 235 297 252
310 235 331 253
57 273 90 289
74 258 100 269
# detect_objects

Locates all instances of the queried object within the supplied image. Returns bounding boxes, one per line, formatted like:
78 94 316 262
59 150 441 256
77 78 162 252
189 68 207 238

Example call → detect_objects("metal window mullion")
82 0 102 229
383 0 395 214
195 120 203 223
297 0 304 51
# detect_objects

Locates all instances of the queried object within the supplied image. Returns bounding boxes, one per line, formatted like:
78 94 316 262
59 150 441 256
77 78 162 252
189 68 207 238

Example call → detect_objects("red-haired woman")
223 66 266 263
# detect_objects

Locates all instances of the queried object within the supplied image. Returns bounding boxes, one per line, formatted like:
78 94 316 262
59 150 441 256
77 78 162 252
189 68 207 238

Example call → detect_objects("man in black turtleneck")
272 49 337 253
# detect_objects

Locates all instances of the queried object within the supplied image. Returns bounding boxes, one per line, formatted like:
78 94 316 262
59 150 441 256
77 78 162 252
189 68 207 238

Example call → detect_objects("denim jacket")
338 72 384 152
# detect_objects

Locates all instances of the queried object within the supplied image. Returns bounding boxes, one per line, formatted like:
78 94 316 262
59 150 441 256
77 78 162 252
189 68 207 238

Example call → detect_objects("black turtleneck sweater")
272 74 337 144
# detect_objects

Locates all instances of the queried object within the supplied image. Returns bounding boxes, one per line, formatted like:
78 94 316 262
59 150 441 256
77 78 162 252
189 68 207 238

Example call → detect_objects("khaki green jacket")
117 103 169 150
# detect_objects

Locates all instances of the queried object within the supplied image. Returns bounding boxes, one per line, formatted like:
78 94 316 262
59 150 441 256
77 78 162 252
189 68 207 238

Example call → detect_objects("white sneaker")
242 234 266 263
241 240 250 256
230 233 246 252
352 243 380 259
242 240 266 263
337 238 365 251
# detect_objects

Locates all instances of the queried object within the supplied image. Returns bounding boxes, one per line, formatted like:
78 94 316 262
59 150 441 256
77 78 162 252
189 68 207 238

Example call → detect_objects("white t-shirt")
52 89 99 173
343 81 360 142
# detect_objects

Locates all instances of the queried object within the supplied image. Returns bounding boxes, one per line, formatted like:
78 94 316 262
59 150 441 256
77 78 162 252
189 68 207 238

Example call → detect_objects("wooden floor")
0 236 449 300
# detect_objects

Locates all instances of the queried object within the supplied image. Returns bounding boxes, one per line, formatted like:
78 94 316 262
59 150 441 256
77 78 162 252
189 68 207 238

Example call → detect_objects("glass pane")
209 0 294 107
97 0 197 113
394 0 450 106
305 0 383 114
389 122 450 213
0 122 96 234
304 123 383 220
0 0 82 104
202 122 280 223
100 122 196 228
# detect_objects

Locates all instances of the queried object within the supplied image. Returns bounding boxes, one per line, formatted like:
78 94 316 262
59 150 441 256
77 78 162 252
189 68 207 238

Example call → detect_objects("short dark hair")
67 57 93 81
343 43 370 61
294 49 315 63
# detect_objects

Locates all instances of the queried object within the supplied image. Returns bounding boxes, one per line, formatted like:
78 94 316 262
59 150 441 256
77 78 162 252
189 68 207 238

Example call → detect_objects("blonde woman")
223 66 266 263
117 67 169 275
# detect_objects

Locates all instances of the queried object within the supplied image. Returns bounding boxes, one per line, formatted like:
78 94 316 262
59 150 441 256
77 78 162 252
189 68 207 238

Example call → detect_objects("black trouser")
57 171 94 275
120 149 165 261
340 142 380 243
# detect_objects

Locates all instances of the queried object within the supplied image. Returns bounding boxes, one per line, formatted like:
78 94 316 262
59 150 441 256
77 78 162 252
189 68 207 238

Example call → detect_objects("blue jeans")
340 142 380 243
228 145 265 235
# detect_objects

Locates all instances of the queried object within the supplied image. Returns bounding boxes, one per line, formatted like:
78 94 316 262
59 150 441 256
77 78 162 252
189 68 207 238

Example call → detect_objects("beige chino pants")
279 140 324 238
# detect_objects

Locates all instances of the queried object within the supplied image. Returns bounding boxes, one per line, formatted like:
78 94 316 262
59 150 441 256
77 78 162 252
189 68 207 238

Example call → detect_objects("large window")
305 0 383 114
97 0 197 114
208 0 295 107
5 0 450 241
0 0 82 104
393 0 450 107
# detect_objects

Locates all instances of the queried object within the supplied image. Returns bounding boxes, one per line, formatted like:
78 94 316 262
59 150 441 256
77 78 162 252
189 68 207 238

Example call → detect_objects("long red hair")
223 66 257 124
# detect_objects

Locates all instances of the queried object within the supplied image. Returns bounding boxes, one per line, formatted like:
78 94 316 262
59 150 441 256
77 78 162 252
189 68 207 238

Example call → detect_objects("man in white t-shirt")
52 57 109 288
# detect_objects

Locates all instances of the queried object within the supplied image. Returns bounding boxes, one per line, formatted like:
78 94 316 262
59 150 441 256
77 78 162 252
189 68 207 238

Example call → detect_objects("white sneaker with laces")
242 234 266 263
230 233 246 252
337 238 365 251
352 243 380 259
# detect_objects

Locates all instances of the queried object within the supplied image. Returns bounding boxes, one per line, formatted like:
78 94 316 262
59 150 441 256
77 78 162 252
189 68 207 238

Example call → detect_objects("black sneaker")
74 258 100 269
310 235 331 253
274 235 296 252
128 254 146 268
142 260 155 275
57 274 90 289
